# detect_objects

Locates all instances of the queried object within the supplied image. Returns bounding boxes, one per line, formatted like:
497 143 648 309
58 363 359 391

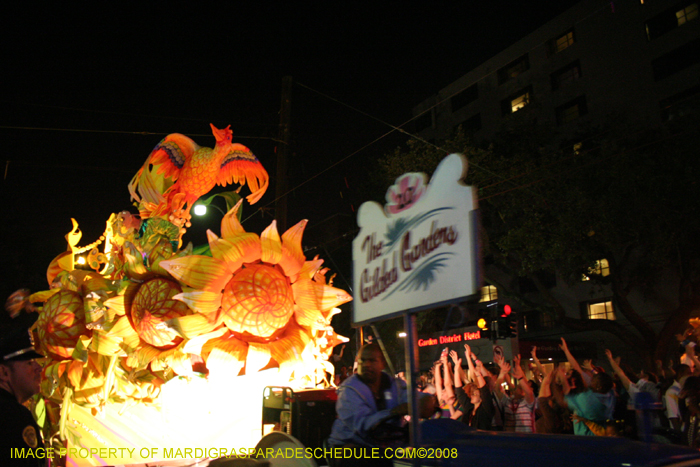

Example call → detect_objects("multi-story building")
412 0 699 143
410 0 699 369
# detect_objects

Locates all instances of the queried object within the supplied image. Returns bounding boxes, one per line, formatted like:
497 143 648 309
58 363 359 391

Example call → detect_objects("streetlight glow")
193 204 207 216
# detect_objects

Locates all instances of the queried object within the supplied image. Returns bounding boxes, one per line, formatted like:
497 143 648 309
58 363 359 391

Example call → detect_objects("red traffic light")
503 304 512 316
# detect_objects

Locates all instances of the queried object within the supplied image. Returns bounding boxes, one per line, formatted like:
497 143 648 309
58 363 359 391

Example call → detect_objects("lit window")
582 258 610 281
647 2 698 40
502 87 533 116
677 3 698 25
555 31 575 53
511 92 530 112
591 259 610 276
587 301 615 320
548 29 575 55
479 285 498 302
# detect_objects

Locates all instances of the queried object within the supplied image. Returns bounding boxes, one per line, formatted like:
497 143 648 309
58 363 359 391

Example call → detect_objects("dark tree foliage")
374 114 700 366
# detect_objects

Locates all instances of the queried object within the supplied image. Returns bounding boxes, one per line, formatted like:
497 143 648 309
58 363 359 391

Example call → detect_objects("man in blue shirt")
328 343 435 466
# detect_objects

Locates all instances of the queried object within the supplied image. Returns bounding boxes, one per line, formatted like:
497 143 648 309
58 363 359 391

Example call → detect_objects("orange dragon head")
210 123 233 144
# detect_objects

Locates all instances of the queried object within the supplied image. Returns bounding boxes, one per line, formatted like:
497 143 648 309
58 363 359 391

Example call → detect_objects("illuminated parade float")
21 124 351 466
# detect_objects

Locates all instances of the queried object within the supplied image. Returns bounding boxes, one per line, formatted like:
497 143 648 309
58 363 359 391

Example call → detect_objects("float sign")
352 153 481 325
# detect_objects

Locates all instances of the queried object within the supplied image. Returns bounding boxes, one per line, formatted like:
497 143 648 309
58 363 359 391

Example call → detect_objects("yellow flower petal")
160 256 232 292
260 221 282 264
293 304 325 332
182 327 228 356
165 311 222 339
122 242 151 280
246 343 271 373
269 320 311 370
89 331 123 356
208 231 261 270
28 289 60 303
298 258 324 281
173 290 222 314
202 332 246 376
67 360 84 388
292 277 353 313
278 220 307 277
103 281 140 316
220 200 245 239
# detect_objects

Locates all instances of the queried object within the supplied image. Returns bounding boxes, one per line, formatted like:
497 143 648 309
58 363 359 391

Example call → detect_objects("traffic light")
496 304 518 339
477 308 494 341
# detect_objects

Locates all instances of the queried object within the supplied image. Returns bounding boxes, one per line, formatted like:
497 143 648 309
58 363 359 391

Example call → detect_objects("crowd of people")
413 336 700 447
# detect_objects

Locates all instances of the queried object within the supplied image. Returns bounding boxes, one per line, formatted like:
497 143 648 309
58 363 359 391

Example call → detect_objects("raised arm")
465 344 486 389
433 361 444 403
513 354 535 404
553 365 570 408
530 346 546 381
495 357 512 394
605 349 631 391
538 366 555 399
451 350 467 387
560 338 586 387
441 351 455 392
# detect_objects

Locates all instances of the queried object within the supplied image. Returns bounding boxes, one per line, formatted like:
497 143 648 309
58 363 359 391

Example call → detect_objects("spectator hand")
464 344 472 360
450 350 460 365
531 346 538 361
512 355 525 380
494 353 504 367
604 349 613 361
500 361 512 375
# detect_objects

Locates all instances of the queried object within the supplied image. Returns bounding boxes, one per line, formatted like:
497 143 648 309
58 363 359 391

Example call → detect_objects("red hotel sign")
418 331 482 347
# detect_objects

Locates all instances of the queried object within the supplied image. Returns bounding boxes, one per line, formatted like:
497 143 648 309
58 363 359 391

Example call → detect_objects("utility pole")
275 76 292 232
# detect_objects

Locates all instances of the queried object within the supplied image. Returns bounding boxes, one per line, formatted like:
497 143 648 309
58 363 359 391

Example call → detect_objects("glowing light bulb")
193 205 207 216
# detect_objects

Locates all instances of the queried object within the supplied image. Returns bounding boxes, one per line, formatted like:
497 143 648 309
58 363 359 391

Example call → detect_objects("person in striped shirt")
496 354 537 433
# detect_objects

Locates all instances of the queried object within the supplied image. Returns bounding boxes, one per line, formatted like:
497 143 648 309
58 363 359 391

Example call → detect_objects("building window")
511 93 529 112
502 86 533 115
479 285 498 302
651 39 700 81
587 300 615 320
582 259 610 281
549 29 575 55
556 95 588 125
646 2 698 40
551 60 582 90
677 3 698 25
451 84 478 112
540 312 554 329
498 54 530 84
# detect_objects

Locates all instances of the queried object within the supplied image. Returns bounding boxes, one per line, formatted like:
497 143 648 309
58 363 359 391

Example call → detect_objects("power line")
0 125 284 143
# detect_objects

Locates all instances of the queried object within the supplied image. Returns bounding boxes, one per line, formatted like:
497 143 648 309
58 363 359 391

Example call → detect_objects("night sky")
0 2 581 300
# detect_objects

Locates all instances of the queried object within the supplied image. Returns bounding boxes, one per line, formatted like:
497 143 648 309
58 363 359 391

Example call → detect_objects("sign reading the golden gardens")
352 154 481 324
